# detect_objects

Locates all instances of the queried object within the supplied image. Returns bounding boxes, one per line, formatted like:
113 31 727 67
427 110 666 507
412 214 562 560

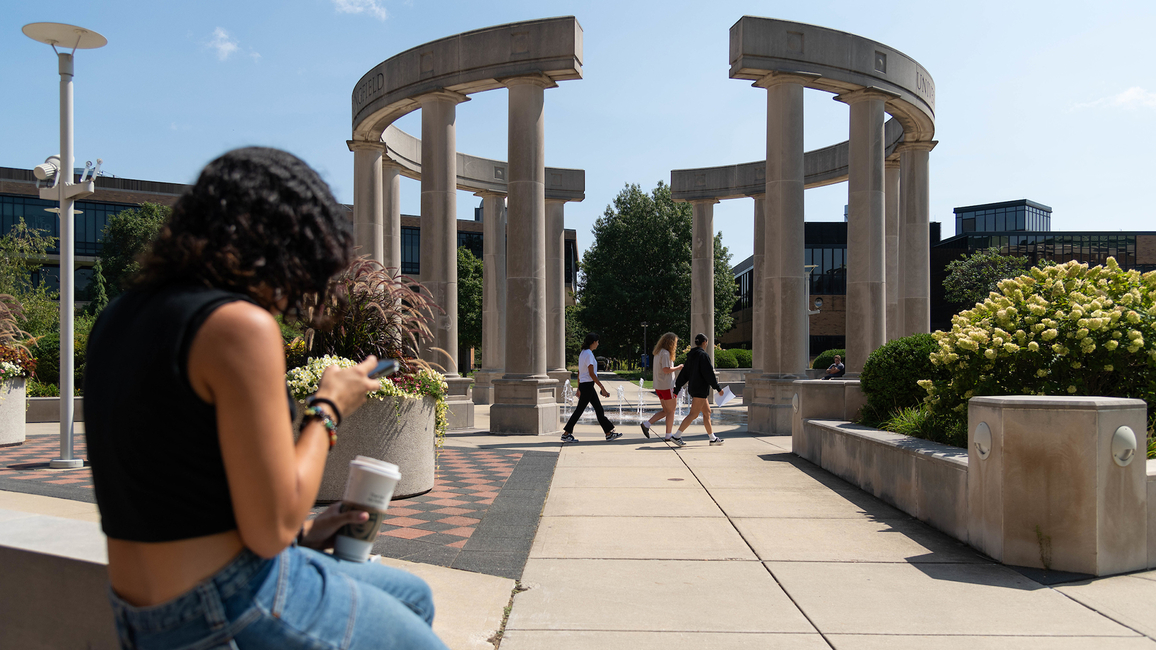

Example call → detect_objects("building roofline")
935 230 1156 247
952 199 1053 214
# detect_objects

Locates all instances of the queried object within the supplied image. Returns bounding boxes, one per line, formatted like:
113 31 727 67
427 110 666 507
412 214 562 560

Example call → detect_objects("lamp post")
22 22 106 469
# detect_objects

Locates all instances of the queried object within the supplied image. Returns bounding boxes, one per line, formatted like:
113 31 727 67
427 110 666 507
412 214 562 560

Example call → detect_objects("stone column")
419 91 474 428
382 161 402 274
690 199 717 365
348 140 384 264
838 89 892 374
744 194 765 406
885 159 901 342
473 192 506 405
491 76 560 434
899 141 936 337
546 198 571 402
749 74 807 434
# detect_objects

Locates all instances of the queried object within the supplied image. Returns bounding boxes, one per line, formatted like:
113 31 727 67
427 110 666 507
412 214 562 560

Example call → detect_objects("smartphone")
368 359 399 379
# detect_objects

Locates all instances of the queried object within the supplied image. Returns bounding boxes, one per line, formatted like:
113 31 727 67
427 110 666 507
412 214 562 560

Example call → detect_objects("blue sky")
3 0 1154 266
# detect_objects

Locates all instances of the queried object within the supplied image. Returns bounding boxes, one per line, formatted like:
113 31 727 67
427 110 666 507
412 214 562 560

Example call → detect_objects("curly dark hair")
135 147 353 321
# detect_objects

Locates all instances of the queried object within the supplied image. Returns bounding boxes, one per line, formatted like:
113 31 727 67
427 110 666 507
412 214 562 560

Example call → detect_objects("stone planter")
299 395 437 501
0 377 26 447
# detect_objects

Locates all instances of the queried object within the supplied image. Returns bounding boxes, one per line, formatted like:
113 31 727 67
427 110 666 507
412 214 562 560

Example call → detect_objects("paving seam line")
669 443 837 650
1050 584 1155 641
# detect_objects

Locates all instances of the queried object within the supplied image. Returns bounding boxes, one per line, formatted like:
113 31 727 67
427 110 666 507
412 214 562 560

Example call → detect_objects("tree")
99 202 169 299
0 219 60 338
457 246 483 365
943 247 1031 309
84 258 109 316
577 181 734 359
565 299 583 366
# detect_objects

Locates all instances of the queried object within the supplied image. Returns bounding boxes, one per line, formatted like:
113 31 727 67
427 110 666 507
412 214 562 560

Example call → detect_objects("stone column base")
547 370 572 403
444 376 475 430
471 369 502 405
742 370 762 405
490 377 560 435
747 375 802 435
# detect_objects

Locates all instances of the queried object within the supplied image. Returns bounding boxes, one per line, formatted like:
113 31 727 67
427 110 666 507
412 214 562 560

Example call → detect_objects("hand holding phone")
368 359 399 379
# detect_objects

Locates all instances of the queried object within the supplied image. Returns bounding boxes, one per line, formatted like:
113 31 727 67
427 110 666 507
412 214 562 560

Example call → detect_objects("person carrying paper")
671 333 724 446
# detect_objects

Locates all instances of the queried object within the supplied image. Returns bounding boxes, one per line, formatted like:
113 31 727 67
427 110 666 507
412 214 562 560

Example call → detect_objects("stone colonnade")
671 16 938 434
348 17 584 434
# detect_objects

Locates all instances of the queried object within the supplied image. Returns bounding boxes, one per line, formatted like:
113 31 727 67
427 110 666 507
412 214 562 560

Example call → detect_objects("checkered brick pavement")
0 433 93 498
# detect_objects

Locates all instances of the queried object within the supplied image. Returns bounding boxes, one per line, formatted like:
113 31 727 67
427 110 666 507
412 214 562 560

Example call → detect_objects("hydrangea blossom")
920 258 1156 421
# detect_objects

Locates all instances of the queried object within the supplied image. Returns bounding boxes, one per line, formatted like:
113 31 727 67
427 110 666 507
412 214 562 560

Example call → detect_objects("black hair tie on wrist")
306 396 343 426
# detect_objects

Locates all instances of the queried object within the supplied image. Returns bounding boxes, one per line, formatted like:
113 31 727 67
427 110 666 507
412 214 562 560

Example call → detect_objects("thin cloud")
332 0 388 21
1073 87 1156 111
208 28 239 61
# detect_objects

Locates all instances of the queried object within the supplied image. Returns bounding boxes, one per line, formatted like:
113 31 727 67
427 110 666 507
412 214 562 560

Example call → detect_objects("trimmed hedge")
812 348 845 370
714 348 738 368
729 348 752 368
859 333 946 424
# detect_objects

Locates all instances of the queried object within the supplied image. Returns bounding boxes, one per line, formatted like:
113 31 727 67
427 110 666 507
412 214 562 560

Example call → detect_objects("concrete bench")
0 509 117 649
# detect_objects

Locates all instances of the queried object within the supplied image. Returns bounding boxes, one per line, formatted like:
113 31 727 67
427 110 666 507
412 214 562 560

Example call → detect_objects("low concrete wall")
0 510 117 649
797 419 969 542
26 397 84 423
1149 460 1156 569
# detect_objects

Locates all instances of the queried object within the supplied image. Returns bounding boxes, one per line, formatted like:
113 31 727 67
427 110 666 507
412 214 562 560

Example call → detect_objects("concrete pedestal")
490 378 560 435
471 368 501 405
444 376 475 430
967 396 1149 576
547 370 572 403
747 376 799 435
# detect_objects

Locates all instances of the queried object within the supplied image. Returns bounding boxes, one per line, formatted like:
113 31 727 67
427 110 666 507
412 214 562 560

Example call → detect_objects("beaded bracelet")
305 396 343 426
303 405 338 449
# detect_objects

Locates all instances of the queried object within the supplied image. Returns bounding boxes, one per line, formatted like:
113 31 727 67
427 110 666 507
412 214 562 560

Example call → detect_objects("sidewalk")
499 401 1156 649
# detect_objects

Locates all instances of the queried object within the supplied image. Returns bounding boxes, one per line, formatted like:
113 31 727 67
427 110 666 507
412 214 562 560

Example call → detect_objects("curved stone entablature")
671 119 903 201
730 16 935 141
381 125 585 201
352 16 583 140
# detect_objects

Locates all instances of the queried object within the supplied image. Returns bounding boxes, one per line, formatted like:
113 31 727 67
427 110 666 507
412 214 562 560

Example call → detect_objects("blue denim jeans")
108 545 449 649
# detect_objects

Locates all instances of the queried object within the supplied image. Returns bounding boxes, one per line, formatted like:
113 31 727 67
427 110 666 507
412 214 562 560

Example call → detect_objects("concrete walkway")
499 401 1156 649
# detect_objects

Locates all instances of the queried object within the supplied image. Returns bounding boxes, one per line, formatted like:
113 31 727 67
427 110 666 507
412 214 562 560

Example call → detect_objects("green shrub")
730 348 753 368
860 333 946 424
714 348 737 368
812 348 845 370
27 378 59 397
879 405 966 448
923 259 1156 434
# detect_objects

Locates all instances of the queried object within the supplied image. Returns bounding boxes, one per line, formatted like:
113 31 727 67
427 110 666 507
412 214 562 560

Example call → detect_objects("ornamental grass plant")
921 258 1156 454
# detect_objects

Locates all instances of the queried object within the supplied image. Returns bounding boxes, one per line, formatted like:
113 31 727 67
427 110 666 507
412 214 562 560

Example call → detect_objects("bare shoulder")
198 300 280 347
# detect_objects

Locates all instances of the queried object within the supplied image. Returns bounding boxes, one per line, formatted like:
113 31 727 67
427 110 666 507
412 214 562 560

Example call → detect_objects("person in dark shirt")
821 354 846 380
86 148 448 649
670 333 725 446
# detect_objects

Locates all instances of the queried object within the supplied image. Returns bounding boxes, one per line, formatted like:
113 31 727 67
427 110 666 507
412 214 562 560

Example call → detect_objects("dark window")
401 226 420 275
457 231 483 260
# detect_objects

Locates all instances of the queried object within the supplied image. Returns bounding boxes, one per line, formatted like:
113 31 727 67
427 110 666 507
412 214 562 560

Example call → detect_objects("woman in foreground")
85 148 448 649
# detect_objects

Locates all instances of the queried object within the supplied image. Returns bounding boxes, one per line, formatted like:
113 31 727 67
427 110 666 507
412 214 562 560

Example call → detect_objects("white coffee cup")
332 456 402 562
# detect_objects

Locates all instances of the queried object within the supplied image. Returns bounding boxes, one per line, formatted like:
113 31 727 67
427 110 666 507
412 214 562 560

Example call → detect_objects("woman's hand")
314 356 382 420
600 387 610 398
298 502 369 550
670 364 683 373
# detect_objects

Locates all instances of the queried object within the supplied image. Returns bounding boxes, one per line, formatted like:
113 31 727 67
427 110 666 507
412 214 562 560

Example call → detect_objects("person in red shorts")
640 332 683 441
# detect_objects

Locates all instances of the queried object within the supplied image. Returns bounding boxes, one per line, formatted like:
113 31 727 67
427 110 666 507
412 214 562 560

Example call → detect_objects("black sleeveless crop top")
85 283 259 542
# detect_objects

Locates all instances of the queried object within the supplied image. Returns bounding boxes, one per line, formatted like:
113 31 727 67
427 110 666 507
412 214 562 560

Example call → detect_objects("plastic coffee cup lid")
351 455 401 479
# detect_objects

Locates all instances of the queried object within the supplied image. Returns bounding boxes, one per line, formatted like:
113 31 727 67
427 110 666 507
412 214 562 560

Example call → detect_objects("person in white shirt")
639 332 682 440
561 333 621 442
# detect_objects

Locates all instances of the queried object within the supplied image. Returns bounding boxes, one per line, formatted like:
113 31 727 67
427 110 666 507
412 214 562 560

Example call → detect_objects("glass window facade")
399 225 579 286
401 226 420 275
959 233 1137 269
734 267 753 310
457 231 483 260
955 201 1051 234
0 193 136 256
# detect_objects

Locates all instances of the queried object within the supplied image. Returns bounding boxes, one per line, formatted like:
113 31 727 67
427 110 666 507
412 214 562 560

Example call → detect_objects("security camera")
33 155 61 181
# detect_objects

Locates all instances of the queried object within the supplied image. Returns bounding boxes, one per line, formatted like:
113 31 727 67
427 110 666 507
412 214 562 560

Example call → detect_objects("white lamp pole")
22 23 106 469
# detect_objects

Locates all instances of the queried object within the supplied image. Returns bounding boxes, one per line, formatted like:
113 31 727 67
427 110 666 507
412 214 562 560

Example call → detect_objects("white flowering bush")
287 355 450 450
921 258 1156 442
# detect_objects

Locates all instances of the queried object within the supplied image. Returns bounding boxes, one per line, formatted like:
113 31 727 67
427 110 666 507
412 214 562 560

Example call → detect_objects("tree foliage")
576 182 734 359
99 202 169 299
943 247 1031 308
457 246 483 356
0 219 60 338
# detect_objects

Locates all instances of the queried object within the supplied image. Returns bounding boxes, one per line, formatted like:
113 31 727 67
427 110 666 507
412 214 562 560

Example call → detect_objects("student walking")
670 333 724 446
640 332 682 440
562 333 622 442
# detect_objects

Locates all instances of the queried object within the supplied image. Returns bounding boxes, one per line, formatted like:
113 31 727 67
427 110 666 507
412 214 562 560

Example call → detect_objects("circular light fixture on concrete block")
792 393 799 413
974 421 992 460
1111 425 1137 467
